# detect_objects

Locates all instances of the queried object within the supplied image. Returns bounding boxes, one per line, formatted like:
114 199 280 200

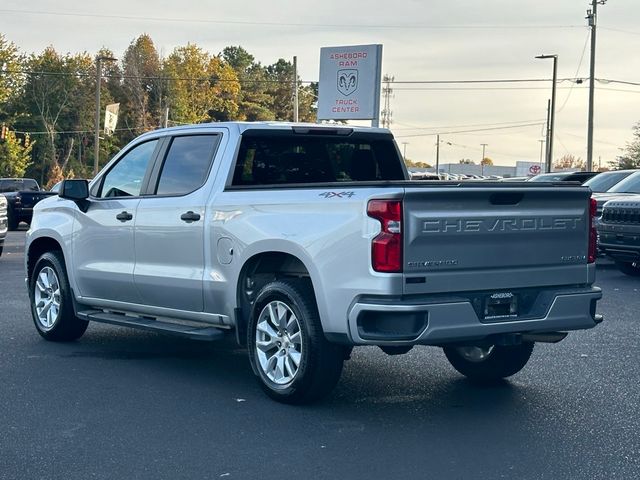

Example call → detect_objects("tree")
0 34 24 117
554 154 585 171
121 35 162 136
265 58 316 122
480 157 493 166
0 130 33 177
459 159 475 165
610 122 640 169
163 44 240 124
222 46 274 121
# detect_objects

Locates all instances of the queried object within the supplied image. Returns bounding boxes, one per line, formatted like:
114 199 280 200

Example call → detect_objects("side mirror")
60 179 89 201
60 179 90 212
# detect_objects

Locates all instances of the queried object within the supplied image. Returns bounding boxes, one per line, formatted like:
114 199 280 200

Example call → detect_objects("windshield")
609 172 640 194
584 171 635 192
528 173 570 182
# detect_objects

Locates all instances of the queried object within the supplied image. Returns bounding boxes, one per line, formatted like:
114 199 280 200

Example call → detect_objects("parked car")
592 170 640 217
597 196 640 276
583 169 637 193
25 122 602 404
528 171 600 183
498 176 529 182
0 194 7 257
0 178 57 230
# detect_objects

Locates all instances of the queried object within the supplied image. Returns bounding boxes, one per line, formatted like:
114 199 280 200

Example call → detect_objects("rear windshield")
231 131 406 186
584 171 634 192
609 172 640 194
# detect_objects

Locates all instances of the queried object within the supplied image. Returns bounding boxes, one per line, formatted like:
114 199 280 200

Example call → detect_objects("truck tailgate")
402 184 592 295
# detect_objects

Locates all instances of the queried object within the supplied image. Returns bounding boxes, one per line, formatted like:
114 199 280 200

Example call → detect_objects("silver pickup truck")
25 122 602 403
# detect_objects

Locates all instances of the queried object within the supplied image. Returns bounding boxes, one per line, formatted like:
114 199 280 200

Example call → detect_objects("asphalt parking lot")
1 229 639 480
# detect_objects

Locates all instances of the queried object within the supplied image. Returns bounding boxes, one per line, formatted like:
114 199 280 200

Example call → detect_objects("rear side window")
232 132 405 186
155 135 218 196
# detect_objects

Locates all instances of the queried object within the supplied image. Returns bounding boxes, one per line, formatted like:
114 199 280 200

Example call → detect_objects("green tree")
0 130 33 177
121 35 162 135
163 44 240 124
611 122 640 169
265 58 316 122
222 46 274 121
0 34 24 117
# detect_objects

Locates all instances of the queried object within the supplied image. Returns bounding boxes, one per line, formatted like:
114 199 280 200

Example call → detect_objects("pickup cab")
25 122 602 403
0 178 57 230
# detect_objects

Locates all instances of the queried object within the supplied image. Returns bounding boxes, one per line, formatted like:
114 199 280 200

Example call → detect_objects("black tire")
0 245 3 257
7 208 19 231
615 261 640 277
443 342 534 383
247 278 344 404
29 251 88 342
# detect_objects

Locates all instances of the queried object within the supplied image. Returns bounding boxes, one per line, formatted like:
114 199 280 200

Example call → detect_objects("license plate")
484 292 518 320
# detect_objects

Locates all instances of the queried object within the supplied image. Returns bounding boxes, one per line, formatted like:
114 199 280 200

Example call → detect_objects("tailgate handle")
489 193 523 205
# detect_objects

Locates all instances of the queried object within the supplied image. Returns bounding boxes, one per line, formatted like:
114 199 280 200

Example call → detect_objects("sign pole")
371 45 383 128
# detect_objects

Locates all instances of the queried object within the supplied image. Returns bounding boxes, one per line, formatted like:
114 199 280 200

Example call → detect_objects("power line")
395 122 544 138
557 31 591 113
0 9 586 30
393 118 546 131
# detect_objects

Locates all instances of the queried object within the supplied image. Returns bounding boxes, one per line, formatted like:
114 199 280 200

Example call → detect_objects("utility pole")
587 0 606 172
381 75 394 129
435 134 440 175
94 55 117 176
480 143 488 175
401 142 409 162
293 56 299 122
536 54 557 173
539 139 545 169
545 99 551 172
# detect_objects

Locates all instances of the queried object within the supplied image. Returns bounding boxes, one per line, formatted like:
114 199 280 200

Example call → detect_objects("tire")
29 251 88 342
615 261 640 277
7 208 19 231
247 278 344 404
443 342 534 383
0 245 3 257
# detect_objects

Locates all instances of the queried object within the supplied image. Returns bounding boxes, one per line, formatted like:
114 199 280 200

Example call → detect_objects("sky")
1 0 640 167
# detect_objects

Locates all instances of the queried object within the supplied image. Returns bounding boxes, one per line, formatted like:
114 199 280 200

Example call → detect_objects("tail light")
588 197 597 263
367 200 402 272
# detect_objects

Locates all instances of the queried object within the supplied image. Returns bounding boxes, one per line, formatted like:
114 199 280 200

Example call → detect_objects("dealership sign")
317 44 383 121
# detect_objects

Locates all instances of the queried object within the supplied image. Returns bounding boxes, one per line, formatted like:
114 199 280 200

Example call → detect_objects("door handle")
116 211 133 222
180 211 201 223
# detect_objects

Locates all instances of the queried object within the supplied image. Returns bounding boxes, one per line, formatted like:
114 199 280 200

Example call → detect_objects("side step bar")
77 310 227 341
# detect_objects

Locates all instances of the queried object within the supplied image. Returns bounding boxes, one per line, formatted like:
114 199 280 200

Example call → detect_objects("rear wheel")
443 342 534 383
615 261 640 277
247 278 344 404
29 251 88 341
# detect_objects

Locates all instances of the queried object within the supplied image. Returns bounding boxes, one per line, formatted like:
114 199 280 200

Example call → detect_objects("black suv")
598 197 640 276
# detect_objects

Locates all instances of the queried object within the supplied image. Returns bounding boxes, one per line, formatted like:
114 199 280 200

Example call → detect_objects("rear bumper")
347 286 602 346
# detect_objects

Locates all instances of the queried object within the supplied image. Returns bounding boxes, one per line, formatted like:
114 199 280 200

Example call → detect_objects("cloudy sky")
2 0 640 167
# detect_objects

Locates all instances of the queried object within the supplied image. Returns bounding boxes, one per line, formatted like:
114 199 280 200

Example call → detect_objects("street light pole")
480 143 488 175
586 0 606 172
536 54 558 173
94 55 117 176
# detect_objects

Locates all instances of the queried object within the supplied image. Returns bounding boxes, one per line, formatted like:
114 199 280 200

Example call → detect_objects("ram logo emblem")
337 69 358 96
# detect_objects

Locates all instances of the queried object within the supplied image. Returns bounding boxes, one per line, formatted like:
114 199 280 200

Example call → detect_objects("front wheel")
29 251 88 341
443 342 534 383
615 261 640 277
247 279 344 404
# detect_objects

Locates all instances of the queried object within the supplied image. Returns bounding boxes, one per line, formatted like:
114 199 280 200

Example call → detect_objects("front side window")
98 140 158 198
155 135 218 196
